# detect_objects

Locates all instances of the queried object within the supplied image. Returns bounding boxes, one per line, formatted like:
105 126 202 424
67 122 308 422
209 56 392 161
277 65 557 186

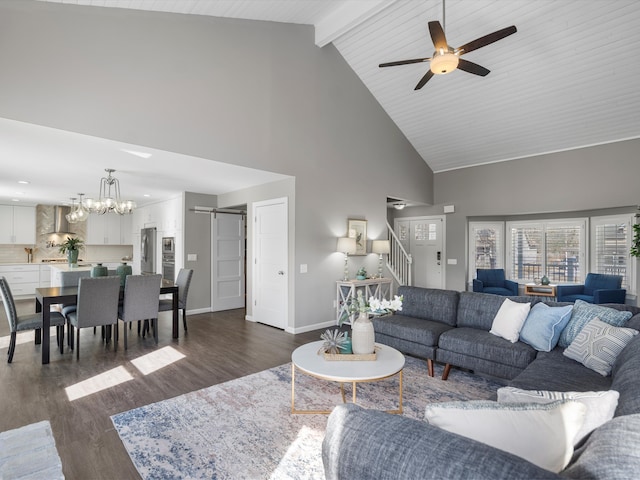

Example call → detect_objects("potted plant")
631 224 640 258
58 236 84 266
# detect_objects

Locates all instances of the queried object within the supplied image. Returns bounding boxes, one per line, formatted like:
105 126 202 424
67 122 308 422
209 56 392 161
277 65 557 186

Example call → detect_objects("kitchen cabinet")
0 205 36 244
86 214 133 245
0 264 40 296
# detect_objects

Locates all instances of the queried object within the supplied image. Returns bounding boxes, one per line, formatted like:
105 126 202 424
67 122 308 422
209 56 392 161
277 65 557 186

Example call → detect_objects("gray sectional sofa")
323 286 640 479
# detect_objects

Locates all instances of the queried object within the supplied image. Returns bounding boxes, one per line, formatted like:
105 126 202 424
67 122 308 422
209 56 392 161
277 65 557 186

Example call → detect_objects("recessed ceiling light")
17 180 30 184
143 194 151 198
14 191 25 195
11 198 20 202
121 148 152 159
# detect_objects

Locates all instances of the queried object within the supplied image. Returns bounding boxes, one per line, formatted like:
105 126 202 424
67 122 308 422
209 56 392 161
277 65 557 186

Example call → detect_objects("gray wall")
394 139 640 292
0 1 433 331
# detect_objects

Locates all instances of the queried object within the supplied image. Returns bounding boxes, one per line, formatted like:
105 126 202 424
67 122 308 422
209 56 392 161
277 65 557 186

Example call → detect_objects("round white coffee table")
291 340 405 415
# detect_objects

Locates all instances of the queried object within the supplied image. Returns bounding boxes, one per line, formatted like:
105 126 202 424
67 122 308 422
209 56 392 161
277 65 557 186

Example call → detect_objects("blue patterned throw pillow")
563 317 638 376
558 300 632 348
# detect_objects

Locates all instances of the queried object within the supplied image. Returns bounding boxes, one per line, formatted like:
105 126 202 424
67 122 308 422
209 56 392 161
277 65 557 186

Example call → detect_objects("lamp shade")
372 240 390 255
337 237 357 254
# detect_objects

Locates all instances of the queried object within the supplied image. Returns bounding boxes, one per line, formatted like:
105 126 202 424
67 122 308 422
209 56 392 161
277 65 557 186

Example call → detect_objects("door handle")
278 271 285 275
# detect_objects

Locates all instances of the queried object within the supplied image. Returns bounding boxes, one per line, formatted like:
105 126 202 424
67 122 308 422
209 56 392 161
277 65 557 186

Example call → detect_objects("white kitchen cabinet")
86 214 133 244
0 264 40 296
0 205 36 244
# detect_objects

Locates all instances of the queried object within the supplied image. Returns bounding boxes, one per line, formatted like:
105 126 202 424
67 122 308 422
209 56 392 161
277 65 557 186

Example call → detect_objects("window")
591 215 634 291
468 222 504 281
506 219 586 284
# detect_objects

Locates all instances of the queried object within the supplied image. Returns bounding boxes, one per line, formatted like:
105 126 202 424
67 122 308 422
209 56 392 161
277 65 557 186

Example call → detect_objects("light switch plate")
447 258 457 265
187 253 197 261
300 264 308 273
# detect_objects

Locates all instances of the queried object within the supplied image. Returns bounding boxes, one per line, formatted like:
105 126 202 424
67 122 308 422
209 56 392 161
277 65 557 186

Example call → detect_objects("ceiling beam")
314 0 397 48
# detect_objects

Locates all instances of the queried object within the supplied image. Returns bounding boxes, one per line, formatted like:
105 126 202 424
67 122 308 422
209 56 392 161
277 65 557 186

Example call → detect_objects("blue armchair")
472 269 519 296
556 273 626 304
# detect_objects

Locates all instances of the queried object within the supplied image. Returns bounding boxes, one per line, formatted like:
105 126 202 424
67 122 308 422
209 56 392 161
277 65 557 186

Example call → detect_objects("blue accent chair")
556 273 626 304
472 269 519 296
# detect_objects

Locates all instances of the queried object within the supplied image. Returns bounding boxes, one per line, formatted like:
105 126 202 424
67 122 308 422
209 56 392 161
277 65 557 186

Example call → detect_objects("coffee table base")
290 363 403 415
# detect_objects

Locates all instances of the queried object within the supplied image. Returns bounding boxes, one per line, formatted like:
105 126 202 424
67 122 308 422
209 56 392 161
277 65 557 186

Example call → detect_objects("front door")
253 197 288 329
395 216 445 288
211 213 246 311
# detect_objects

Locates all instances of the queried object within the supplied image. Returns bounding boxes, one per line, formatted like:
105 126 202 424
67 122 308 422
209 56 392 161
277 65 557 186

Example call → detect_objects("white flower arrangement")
368 295 403 315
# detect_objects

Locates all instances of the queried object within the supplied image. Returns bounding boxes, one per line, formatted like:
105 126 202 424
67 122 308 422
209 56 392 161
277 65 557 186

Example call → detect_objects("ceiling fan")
379 0 516 90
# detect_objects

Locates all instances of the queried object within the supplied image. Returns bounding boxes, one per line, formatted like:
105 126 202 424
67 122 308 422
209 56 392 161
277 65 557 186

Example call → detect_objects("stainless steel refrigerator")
140 227 156 274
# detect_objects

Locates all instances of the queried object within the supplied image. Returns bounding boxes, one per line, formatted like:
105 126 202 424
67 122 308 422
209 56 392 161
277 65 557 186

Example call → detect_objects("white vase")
351 312 375 354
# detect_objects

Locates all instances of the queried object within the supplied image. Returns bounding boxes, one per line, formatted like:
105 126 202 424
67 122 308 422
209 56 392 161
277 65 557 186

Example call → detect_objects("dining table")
34 283 179 364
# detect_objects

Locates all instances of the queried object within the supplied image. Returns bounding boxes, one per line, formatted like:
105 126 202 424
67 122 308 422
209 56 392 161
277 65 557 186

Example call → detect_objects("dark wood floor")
0 299 323 479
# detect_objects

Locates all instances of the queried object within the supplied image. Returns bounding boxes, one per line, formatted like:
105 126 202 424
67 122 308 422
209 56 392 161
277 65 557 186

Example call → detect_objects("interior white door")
395 216 445 288
211 213 246 312
253 197 288 329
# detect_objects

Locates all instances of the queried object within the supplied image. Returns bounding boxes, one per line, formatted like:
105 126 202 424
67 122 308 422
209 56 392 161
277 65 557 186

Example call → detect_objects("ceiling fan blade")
428 21 448 50
456 25 517 55
414 70 435 90
457 58 490 77
379 57 431 68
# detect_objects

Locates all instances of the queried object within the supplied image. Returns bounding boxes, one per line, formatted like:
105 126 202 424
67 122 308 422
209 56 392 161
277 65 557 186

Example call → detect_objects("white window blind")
468 222 504 281
591 215 633 290
507 219 586 283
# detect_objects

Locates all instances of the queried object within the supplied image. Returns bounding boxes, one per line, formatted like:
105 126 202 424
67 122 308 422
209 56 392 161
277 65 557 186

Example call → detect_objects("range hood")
48 206 76 235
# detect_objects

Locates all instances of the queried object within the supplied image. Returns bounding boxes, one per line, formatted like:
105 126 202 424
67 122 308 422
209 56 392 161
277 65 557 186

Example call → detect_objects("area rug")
0 420 65 480
112 357 502 480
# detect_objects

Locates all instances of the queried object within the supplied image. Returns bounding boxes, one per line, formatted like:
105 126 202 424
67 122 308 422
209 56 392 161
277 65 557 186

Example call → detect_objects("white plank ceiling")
31 0 640 175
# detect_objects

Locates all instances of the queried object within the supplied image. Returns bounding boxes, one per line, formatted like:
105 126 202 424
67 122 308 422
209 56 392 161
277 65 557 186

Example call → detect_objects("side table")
524 283 557 299
336 278 392 324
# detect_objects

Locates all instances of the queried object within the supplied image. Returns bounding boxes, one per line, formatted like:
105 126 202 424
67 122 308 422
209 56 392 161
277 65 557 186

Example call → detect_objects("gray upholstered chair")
159 268 193 332
117 274 162 349
65 276 120 359
1 276 66 363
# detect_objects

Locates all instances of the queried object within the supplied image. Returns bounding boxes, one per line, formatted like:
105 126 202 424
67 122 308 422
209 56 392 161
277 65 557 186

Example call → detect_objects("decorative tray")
322 347 379 361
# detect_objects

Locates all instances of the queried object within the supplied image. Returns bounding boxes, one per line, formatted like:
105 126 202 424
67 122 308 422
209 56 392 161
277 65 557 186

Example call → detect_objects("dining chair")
1 276 66 363
65 276 121 360
158 268 193 332
117 274 162 349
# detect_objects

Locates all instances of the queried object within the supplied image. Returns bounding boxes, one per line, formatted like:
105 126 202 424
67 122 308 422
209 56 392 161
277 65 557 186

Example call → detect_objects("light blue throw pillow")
558 299 632 348
520 303 574 352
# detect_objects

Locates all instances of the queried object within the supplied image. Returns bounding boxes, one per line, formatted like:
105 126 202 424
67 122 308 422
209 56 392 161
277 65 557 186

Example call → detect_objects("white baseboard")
186 307 211 315
288 319 337 334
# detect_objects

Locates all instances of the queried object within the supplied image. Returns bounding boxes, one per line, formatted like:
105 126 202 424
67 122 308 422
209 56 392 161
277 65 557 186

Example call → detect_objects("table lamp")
337 237 357 281
372 239 390 278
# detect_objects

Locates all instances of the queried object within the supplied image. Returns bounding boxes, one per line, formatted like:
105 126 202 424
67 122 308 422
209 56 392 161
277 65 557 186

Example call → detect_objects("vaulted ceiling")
36 0 640 174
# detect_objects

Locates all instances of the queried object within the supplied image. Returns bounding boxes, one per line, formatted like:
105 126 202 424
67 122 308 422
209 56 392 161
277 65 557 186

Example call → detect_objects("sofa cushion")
489 298 531 343
424 400 586 473
563 318 638 376
396 286 459 326
497 387 619 445
558 300 632 348
510 348 612 392
457 291 535 330
611 335 640 417
439 327 537 369
322 404 561 480
561 413 640 480
372 315 453 347
520 303 574 352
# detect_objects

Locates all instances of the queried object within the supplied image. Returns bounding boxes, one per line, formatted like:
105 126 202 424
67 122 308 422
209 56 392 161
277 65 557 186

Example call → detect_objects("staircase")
384 221 412 288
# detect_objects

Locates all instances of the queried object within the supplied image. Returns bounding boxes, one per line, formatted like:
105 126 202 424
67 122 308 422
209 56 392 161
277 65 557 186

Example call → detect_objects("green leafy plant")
58 236 84 254
631 224 640 257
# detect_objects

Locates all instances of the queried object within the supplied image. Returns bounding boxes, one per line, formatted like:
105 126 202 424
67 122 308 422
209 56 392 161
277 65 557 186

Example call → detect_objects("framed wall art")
347 219 367 255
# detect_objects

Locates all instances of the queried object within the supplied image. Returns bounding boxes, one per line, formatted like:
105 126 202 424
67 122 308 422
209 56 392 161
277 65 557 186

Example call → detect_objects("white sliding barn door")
211 213 246 312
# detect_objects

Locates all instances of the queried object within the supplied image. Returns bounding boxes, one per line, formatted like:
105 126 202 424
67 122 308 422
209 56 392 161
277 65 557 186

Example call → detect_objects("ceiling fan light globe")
430 52 459 75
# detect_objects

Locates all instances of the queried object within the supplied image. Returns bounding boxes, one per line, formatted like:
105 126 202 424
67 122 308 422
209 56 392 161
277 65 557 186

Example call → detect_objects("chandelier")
84 168 136 215
65 193 90 223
